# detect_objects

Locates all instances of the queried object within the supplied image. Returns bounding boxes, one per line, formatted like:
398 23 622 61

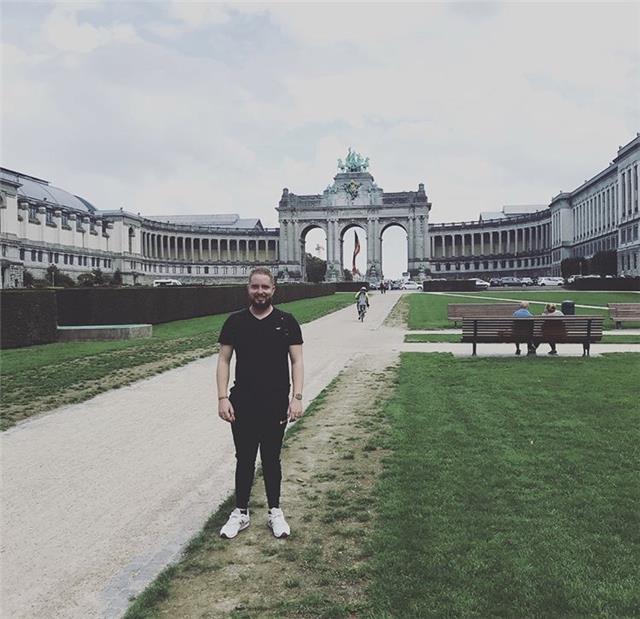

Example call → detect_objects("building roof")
480 205 546 221
0 167 97 214
145 214 264 230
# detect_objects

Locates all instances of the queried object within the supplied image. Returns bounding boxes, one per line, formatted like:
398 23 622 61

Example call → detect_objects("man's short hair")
248 267 275 285
519 301 529 308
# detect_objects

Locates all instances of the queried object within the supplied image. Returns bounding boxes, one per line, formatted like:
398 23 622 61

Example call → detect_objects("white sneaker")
220 508 250 539
267 507 290 538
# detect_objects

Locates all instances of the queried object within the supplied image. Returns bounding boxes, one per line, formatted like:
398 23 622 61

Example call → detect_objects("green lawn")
404 333 640 344
368 352 640 617
408 292 640 330
0 293 354 430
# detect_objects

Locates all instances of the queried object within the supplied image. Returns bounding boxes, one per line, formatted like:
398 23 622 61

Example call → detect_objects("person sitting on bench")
539 303 564 355
512 301 535 355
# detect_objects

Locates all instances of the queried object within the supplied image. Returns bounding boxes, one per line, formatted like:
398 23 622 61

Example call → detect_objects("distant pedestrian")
216 267 304 539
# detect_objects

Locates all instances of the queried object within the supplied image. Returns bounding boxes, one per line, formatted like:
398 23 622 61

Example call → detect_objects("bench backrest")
608 303 640 318
448 303 520 320
462 316 604 341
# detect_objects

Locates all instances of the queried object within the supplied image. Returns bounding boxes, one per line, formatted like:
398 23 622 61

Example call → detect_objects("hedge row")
1 284 336 348
566 277 640 291
422 280 477 292
0 290 58 349
56 283 335 326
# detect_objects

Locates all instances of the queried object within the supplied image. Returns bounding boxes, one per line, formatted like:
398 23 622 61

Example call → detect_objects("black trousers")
230 414 287 510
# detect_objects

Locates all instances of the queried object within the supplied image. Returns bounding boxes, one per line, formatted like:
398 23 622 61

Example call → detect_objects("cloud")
42 4 135 53
1 1 638 233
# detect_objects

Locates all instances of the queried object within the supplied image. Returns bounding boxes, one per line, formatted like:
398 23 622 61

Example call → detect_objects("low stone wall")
57 324 153 342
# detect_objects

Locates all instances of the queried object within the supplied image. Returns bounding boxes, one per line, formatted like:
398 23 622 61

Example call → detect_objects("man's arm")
287 344 304 422
216 344 235 422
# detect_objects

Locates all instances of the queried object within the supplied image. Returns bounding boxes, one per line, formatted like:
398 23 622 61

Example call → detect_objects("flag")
352 231 361 275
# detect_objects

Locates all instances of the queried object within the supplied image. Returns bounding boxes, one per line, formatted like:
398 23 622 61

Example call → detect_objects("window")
464 263 470 270
37 251 43 262
435 263 441 272
29 205 38 222
204 266 209 274
20 248 25 260
46 210 54 225
214 266 218 274
187 266 192 274
64 254 68 264
31 250 36 261
62 212 69 227
55 253 59 264
69 255 74 265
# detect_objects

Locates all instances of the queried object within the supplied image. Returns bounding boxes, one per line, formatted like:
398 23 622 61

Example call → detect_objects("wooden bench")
461 316 604 356
448 303 520 325
608 303 640 328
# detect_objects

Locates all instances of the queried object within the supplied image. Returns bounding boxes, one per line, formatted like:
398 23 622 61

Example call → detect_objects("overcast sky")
2 1 639 277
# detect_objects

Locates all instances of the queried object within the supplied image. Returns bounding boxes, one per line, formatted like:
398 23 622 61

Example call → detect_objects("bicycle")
357 304 368 322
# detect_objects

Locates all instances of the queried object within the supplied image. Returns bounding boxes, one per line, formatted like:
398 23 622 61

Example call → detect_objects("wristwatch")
294 393 303 401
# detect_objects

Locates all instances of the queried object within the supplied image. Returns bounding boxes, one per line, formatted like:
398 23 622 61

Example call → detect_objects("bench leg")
583 342 590 357
472 342 477 356
616 321 621 329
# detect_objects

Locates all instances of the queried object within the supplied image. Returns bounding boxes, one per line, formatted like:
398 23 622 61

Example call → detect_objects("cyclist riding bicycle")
354 286 370 320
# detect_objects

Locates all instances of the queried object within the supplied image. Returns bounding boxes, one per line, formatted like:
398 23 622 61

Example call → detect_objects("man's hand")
287 397 303 423
218 397 235 423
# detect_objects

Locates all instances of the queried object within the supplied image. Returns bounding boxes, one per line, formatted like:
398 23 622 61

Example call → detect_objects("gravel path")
1 292 404 619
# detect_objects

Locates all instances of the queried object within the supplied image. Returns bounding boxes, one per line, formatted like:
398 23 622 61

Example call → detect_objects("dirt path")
1 292 404 619
144 353 399 618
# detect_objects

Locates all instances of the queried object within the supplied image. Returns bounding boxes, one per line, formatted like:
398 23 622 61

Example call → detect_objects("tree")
23 270 34 288
92 268 106 285
343 269 353 281
305 253 327 283
589 250 617 276
561 257 586 279
111 269 123 286
78 272 96 287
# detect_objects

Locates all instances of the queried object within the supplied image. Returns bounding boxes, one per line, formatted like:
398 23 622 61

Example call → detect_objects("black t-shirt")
218 307 303 413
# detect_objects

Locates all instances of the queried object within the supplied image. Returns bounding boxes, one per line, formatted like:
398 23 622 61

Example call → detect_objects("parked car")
469 278 490 289
153 279 182 287
537 277 562 286
401 281 420 290
500 277 522 287
520 277 534 286
489 277 502 287
390 280 402 290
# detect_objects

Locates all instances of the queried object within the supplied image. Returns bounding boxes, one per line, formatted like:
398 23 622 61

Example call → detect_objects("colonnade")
140 232 278 263
430 223 550 259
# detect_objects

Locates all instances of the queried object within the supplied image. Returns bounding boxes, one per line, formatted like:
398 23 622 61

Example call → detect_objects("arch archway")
381 222 408 280
339 223 368 281
277 155 431 281
299 224 328 282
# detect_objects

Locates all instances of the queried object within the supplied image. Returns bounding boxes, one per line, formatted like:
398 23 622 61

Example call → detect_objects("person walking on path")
513 301 535 356
216 267 304 539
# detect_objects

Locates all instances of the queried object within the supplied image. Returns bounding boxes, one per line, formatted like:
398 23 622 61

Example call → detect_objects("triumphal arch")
277 149 432 281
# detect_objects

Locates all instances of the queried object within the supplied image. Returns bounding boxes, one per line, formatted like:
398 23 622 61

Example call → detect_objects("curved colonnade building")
0 135 638 288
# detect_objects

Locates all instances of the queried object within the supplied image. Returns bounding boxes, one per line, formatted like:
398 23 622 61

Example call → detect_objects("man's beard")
251 296 273 310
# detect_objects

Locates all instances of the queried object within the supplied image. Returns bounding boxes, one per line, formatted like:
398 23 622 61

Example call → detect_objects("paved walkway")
1 293 404 619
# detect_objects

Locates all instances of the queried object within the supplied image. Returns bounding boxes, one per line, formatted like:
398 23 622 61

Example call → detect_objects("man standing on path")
216 267 304 539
